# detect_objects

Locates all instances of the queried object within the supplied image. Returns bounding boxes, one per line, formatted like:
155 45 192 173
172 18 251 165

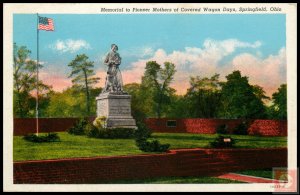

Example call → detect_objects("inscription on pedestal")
109 106 131 115
96 93 137 128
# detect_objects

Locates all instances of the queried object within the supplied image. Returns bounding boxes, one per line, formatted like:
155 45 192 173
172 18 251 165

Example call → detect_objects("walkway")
217 173 282 183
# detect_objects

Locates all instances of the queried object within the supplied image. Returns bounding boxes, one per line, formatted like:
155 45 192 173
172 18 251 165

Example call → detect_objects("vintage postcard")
3 3 297 192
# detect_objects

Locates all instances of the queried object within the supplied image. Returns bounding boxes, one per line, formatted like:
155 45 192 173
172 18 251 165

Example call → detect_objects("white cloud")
120 46 155 58
120 38 285 96
25 58 46 65
51 39 91 53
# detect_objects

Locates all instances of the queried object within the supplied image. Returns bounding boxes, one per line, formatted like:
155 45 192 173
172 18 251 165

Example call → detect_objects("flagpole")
36 13 39 136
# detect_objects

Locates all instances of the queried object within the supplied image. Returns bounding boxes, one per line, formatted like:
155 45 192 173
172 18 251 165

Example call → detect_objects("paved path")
217 173 282 183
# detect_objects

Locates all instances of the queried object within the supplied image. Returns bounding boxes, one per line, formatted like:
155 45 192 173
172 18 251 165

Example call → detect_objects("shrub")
84 123 99 138
107 128 136 139
93 116 107 129
135 138 170 152
23 133 60 143
134 121 170 152
216 124 229 134
85 123 136 139
233 121 249 135
210 135 236 148
67 118 88 135
135 121 152 139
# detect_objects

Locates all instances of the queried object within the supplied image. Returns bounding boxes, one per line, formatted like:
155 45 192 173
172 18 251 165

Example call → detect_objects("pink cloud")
231 48 286 96
39 71 72 92
38 39 285 99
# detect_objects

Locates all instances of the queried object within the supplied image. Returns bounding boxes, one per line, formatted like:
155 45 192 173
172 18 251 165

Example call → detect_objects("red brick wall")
247 120 287 136
14 148 287 184
146 118 287 136
13 118 287 137
13 117 96 136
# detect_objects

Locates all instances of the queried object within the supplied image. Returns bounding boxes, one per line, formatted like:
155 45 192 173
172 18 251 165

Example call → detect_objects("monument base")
96 92 137 129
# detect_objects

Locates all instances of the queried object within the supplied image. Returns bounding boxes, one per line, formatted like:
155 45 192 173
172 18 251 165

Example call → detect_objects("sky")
13 14 286 96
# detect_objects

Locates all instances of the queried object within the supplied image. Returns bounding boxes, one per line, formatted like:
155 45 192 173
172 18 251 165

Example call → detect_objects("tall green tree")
218 70 267 119
141 61 176 118
269 84 287 119
68 54 100 116
185 74 222 118
45 86 102 117
166 94 190 118
123 83 148 121
13 43 52 117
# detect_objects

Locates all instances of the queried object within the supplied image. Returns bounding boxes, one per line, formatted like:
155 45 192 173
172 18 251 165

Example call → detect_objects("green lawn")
234 169 274 179
152 133 287 149
14 132 287 161
102 176 244 184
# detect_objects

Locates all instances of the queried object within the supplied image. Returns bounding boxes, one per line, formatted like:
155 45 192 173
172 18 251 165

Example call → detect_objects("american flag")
38 16 54 31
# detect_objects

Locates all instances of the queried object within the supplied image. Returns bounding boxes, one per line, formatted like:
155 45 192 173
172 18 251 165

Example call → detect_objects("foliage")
68 116 135 139
84 123 99 137
123 83 149 121
45 87 101 117
13 43 52 117
23 133 60 143
85 126 136 139
218 70 267 119
166 95 190 118
141 61 176 118
216 124 229 134
67 118 88 135
135 138 170 152
68 54 100 116
93 116 107 129
134 121 169 152
210 135 236 148
135 121 152 139
185 74 222 118
269 84 287 119
233 121 249 135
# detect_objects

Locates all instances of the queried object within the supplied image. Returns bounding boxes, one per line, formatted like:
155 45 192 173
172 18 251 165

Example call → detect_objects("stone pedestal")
96 93 137 129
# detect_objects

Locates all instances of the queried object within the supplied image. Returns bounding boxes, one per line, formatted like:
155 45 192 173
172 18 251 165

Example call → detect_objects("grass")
234 168 274 179
13 132 287 161
152 133 287 149
14 132 147 161
101 176 245 184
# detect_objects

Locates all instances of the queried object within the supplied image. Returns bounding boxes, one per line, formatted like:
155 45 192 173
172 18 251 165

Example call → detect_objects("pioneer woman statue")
102 44 125 94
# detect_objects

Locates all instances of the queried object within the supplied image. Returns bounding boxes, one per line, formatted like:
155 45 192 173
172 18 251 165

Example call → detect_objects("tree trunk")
83 69 90 116
156 89 163 118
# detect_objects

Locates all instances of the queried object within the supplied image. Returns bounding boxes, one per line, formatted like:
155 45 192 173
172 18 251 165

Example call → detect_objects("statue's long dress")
103 51 123 93
109 65 123 92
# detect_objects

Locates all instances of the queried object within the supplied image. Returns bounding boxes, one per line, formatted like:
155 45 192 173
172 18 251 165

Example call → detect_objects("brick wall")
13 118 287 136
146 118 287 136
14 148 287 184
247 120 287 136
13 117 96 136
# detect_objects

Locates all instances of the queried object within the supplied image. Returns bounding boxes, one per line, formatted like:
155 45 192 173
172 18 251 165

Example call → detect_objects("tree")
141 61 176 118
13 43 52 117
123 83 148 121
218 70 266 119
45 86 102 117
184 74 222 118
68 54 100 116
166 95 190 118
269 84 287 119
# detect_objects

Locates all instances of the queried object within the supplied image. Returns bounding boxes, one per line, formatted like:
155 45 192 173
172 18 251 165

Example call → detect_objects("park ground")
14 132 286 184
14 132 287 161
